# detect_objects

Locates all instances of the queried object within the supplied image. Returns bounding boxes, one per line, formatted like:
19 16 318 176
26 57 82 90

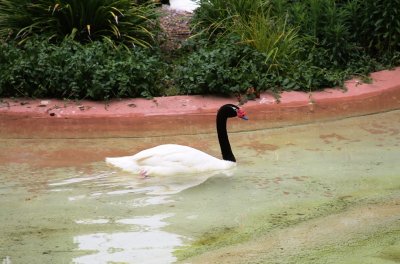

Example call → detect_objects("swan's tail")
105 156 139 173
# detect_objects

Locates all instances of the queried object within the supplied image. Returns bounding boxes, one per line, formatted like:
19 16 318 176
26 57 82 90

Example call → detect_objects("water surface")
0 110 399 263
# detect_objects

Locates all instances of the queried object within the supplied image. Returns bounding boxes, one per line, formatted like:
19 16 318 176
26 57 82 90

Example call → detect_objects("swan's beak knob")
237 109 248 120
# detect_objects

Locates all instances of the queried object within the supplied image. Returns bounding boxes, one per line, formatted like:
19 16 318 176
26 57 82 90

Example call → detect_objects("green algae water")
0 110 399 264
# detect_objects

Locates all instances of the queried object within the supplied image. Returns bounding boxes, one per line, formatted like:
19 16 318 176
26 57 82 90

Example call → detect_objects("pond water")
0 110 399 264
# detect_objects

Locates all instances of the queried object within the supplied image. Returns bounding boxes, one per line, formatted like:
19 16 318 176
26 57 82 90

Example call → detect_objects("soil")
159 5 193 50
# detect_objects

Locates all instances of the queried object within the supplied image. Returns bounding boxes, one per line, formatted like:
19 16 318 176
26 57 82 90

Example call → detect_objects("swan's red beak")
237 108 248 120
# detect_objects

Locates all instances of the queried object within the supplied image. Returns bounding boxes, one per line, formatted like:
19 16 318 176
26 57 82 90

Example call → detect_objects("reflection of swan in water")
137 170 235 195
73 213 182 264
106 104 248 178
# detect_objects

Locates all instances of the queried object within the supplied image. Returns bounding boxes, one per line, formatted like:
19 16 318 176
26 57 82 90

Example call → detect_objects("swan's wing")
131 144 193 164
106 144 235 175
134 144 219 168
106 144 201 174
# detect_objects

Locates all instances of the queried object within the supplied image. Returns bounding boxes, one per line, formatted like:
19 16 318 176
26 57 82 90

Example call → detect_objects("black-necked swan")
105 104 248 176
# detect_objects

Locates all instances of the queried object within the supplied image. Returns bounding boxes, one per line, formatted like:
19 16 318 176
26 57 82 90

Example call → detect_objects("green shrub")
354 0 400 56
286 0 358 66
191 0 266 39
287 0 400 62
192 0 304 77
175 35 387 95
230 8 301 73
175 37 272 95
1 0 400 100
0 38 167 100
0 0 160 48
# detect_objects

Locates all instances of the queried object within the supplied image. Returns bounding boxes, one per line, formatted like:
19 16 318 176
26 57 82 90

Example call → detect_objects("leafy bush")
175 37 271 95
191 0 266 39
175 36 389 95
192 0 305 82
230 9 301 72
0 38 167 100
0 0 160 48
283 0 400 63
354 0 400 56
279 0 358 67
1 0 400 100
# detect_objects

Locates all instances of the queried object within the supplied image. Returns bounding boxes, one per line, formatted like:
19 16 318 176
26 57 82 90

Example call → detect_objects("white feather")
106 144 236 176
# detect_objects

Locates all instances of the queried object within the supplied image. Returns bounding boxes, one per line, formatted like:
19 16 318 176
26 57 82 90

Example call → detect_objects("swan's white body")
106 144 236 176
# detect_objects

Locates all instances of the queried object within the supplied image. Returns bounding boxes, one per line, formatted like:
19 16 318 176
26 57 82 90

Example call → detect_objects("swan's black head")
218 104 248 120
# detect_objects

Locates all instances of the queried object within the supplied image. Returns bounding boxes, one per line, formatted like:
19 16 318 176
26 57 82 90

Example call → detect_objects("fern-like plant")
0 0 160 48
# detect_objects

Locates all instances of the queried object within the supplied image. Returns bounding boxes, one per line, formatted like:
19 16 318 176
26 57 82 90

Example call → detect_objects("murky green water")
0 110 399 264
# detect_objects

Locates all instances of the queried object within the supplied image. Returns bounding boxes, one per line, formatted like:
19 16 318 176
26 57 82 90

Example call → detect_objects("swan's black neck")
217 109 236 162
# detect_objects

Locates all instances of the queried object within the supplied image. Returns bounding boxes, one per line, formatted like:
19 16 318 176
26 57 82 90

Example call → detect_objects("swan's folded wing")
106 144 235 175
134 144 210 167
105 144 195 173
